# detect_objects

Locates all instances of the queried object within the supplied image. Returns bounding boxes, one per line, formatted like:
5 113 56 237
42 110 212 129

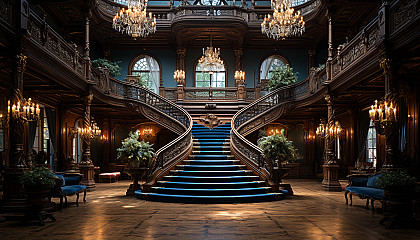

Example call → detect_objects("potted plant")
92 58 122 77
377 170 417 229
265 65 298 91
19 167 57 225
117 130 155 195
257 129 297 184
19 166 57 193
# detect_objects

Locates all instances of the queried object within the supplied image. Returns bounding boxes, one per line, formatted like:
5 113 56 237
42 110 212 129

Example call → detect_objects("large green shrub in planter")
117 130 155 167
257 129 297 166
92 58 122 77
377 170 416 192
19 167 57 192
265 65 298 91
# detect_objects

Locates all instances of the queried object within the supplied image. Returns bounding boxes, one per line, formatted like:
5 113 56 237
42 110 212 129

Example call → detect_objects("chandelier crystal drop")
261 0 305 40
198 36 224 74
113 0 156 38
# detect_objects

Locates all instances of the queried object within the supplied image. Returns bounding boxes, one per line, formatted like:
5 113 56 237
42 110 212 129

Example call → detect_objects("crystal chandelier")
198 36 224 74
261 0 305 40
113 0 156 38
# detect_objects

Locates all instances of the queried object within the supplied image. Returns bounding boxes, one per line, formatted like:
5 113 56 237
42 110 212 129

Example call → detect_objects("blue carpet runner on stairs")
136 122 284 203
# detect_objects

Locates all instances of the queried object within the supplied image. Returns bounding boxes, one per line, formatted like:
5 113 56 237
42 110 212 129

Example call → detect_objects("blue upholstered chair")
52 173 87 209
344 174 384 212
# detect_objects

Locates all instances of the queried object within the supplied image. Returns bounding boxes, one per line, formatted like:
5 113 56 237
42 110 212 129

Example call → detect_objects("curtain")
145 56 160 94
399 98 408 152
45 107 57 169
260 57 275 80
357 110 371 163
28 121 37 152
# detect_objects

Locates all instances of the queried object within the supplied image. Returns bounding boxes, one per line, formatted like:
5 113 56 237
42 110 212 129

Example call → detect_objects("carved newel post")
79 94 96 190
322 95 342 191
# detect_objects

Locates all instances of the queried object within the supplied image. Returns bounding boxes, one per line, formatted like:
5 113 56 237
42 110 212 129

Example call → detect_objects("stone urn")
125 167 149 196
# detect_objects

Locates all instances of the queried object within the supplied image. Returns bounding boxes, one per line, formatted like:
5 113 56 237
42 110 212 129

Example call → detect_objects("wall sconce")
174 70 186 86
100 134 108 142
142 125 153 138
234 71 245 86
304 130 315 142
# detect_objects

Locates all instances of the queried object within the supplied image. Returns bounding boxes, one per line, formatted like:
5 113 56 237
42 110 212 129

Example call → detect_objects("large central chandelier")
198 36 224 74
113 0 156 38
261 0 305 40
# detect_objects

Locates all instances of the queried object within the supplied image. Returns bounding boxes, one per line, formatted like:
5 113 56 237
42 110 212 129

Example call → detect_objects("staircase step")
151 187 272 196
193 139 230 143
157 180 265 188
137 192 283 203
193 134 230 139
189 155 234 160
161 176 260 183
183 159 240 165
169 170 253 176
175 165 247 171
193 146 230 150
192 150 231 155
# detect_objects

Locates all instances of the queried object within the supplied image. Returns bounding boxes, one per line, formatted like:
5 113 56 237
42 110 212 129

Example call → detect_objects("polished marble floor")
1 179 419 240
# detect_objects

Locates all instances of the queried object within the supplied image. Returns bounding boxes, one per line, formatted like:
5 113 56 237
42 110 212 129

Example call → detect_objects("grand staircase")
137 122 285 203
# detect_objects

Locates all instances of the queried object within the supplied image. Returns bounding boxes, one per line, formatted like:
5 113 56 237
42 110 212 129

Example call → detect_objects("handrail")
231 78 310 184
93 68 193 184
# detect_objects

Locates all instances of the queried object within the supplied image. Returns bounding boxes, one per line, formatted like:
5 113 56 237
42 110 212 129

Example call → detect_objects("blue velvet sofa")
52 173 87 209
344 174 384 212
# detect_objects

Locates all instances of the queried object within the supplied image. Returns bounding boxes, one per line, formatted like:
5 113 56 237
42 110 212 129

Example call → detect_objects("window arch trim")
128 53 163 87
258 54 291 83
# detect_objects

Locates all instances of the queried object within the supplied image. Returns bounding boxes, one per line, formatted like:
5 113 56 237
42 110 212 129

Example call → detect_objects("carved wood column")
322 94 341 191
234 49 246 100
326 10 334 82
84 14 91 82
3 0 30 199
79 93 96 190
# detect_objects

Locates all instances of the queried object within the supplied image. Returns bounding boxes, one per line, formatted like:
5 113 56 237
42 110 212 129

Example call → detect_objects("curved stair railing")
231 77 317 187
91 68 193 187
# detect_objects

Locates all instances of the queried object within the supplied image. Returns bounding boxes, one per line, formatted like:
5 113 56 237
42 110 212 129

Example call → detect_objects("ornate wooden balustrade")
91 67 193 185
161 86 260 102
96 0 322 23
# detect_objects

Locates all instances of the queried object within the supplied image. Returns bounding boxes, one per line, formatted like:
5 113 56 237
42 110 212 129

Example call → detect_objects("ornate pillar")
322 95 341 191
234 49 246 100
326 10 334 82
3 54 29 199
84 14 91 82
79 93 96 190
234 49 244 75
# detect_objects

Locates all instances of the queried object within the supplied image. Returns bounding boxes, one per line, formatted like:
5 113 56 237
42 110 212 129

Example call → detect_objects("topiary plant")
265 65 298 91
257 129 297 166
117 130 155 168
377 170 416 192
92 58 122 77
19 167 57 192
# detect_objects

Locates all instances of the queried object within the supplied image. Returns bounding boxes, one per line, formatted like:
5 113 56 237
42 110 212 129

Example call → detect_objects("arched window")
366 119 377 167
260 55 290 82
195 61 226 87
129 55 161 94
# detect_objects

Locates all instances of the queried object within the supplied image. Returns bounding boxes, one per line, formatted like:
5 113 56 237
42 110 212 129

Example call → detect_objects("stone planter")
125 167 149 196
